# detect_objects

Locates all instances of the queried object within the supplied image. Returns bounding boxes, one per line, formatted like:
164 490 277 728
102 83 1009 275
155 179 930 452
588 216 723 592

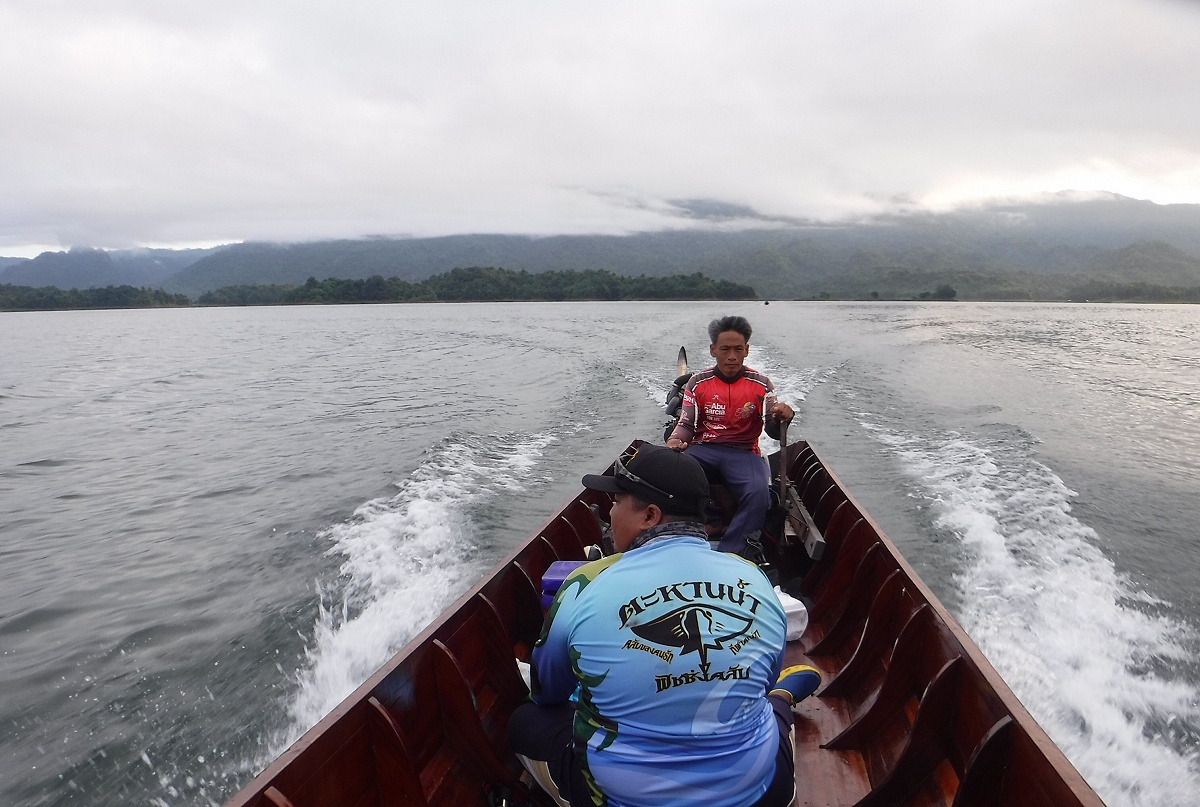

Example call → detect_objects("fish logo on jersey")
629 604 753 671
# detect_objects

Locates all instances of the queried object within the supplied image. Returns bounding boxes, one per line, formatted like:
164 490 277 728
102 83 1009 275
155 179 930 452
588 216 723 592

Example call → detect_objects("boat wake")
862 421 1200 807
746 348 841 452
258 429 556 768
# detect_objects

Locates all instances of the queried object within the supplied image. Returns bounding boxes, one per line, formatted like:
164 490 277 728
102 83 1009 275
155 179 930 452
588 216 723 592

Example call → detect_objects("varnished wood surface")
783 644 873 807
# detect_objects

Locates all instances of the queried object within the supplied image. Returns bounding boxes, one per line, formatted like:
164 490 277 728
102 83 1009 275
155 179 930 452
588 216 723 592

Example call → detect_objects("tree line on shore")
1 267 757 311
198 267 758 305
0 284 191 311
7 265 1200 312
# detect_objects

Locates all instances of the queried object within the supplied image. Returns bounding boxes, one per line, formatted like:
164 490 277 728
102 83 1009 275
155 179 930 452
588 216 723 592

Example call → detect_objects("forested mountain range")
0 247 222 290
4 194 1200 301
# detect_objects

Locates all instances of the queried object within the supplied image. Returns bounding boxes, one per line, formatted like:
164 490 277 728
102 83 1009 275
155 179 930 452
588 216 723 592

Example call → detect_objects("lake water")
1 301 1197 806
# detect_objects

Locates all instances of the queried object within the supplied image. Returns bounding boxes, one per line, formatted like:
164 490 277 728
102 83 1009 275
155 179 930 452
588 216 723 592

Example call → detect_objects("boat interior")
225 440 1104 807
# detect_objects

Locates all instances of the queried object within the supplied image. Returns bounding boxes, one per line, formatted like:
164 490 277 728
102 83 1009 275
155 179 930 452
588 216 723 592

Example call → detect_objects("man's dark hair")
708 315 752 345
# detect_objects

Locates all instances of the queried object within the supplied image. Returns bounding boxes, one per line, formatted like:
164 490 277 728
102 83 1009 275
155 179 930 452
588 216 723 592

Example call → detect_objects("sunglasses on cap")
614 446 677 504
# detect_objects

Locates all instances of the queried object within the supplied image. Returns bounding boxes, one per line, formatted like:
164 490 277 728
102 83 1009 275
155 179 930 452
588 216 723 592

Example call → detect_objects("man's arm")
667 385 699 449
530 577 586 705
763 385 794 441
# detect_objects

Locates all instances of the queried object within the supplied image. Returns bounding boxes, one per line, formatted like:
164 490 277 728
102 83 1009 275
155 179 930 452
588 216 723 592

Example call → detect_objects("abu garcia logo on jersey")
618 580 764 692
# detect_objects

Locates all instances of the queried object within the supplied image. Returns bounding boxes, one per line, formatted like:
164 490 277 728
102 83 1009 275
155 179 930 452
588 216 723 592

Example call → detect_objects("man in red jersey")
666 315 794 556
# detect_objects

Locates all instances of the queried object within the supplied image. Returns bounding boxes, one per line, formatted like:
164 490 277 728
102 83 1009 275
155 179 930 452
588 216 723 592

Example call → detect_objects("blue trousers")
685 443 771 554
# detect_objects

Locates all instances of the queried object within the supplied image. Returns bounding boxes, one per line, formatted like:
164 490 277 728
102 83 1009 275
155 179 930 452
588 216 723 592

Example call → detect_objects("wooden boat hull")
225 439 1106 807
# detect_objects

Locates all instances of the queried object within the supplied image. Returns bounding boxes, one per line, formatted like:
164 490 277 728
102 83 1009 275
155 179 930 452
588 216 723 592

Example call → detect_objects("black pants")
507 696 796 807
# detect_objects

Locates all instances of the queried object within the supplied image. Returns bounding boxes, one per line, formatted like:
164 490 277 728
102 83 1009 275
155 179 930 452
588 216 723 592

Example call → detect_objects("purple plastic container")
541 560 589 609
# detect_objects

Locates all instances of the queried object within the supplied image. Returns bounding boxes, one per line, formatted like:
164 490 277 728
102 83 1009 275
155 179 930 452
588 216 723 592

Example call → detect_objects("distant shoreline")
6 264 1200 312
5 291 1198 313
2 268 757 311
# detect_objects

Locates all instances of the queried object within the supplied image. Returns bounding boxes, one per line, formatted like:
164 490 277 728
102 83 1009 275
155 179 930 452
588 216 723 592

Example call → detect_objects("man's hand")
666 437 688 450
769 402 794 423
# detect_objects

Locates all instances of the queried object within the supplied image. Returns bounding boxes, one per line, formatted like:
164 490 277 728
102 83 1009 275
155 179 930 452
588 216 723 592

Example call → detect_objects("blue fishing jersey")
531 534 787 807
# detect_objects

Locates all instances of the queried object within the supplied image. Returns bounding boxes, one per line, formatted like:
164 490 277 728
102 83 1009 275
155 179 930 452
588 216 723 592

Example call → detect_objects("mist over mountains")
4 194 1200 301
0 247 220 291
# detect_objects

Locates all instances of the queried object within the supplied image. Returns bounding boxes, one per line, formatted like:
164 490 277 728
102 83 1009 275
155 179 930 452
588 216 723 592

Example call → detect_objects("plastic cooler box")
541 560 589 609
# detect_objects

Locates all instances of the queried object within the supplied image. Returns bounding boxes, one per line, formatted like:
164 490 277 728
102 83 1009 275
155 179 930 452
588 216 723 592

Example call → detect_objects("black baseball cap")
582 444 709 516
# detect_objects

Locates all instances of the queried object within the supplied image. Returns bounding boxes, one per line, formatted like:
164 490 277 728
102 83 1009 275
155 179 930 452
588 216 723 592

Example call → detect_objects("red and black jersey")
669 366 776 454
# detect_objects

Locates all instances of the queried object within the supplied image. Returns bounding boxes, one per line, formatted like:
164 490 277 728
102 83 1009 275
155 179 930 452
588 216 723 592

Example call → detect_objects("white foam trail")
747 348 840 454
627 366 677 406
267 430 556 759
866 424 1200 806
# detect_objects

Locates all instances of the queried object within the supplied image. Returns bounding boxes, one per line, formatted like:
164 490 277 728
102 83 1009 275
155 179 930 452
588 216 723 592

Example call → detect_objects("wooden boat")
224 437 1107 807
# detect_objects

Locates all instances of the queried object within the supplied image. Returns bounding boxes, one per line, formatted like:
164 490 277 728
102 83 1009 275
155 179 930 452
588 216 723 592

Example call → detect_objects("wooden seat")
806 544 897 657
951 717 1014 807
368 696 430 807
818 500 858 549
788 443 817 474
543 516 587 560
800 515 873 597
367 631 528 807
841 656 1014 807
811 483 848 534
513 537 561 594
824 606 950 749
432 598 530 766
480 564 546 660
560 499 603 549
819 572 921 700
261 787 297 807
243 699 386 807
972 721 1097 807
799 468 833 513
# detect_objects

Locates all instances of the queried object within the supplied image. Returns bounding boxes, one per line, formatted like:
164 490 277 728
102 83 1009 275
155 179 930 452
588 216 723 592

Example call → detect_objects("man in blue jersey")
508 444 820 807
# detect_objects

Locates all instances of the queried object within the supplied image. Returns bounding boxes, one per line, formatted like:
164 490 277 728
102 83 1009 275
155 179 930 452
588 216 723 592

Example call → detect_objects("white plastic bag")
774 586 809 642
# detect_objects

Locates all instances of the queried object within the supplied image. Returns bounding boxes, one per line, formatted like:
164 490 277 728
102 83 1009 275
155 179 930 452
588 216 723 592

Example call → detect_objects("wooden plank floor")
784 642 874 807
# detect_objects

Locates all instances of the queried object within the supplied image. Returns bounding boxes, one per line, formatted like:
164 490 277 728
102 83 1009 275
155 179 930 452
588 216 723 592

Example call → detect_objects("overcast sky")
2 0 1199 257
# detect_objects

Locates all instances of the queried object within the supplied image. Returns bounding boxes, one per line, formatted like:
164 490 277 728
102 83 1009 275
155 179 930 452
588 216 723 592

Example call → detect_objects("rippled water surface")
1 302 1197 806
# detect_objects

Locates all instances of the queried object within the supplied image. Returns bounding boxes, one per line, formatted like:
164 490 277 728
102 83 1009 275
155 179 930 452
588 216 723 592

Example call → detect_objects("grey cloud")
2 0 1199 255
